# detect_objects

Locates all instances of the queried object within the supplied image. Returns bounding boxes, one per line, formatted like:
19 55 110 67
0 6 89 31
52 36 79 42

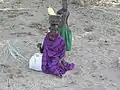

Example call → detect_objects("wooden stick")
0 8 30 11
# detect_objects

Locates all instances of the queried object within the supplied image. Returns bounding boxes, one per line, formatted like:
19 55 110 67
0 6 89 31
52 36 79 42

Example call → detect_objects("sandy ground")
1 0 120 90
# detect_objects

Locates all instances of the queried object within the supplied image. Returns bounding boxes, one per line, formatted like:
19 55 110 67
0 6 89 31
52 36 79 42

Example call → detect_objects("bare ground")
0 0 120 90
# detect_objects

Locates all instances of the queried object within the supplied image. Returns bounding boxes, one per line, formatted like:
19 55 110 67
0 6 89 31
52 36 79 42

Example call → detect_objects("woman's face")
62 0 68 9
48 32 58 40
49 33 55 40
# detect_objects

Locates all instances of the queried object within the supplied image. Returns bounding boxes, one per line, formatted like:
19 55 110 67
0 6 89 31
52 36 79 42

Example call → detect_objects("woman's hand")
58 56 65 64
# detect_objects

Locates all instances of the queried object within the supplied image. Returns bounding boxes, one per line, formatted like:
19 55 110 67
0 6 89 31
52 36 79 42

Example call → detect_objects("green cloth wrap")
58 25 72 51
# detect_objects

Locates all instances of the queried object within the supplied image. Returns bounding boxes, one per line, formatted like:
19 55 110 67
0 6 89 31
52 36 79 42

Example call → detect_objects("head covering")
48 7 56 15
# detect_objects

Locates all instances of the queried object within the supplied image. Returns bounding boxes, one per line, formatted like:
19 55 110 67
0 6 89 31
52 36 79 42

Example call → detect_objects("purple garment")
42 33 75 78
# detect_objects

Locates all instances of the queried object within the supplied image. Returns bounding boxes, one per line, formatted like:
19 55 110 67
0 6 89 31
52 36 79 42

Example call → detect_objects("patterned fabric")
42 33 75 78
58 25 72 51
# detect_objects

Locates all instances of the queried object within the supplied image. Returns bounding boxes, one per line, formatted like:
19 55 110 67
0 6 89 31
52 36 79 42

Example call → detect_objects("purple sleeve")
42 36 47 72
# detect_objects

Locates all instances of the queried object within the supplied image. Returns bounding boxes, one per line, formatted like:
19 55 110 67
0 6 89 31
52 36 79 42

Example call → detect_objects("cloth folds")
42 33 75 78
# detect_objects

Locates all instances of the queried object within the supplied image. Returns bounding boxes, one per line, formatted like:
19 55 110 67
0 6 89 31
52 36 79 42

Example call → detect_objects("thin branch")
0 8 31 11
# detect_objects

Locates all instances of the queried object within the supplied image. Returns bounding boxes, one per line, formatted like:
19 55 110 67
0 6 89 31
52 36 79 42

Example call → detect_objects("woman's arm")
58 40 66 63
58 55 65 63
41 45 44 53
66 11 70 26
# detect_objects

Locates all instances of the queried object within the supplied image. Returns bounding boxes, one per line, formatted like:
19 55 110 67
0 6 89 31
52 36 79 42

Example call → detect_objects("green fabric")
58 25 72 51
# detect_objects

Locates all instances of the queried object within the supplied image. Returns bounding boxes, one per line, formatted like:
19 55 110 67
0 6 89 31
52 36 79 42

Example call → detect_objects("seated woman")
41 24 75 78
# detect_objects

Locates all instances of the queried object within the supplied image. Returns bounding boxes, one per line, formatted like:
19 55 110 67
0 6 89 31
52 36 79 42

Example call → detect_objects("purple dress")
42 33 75 78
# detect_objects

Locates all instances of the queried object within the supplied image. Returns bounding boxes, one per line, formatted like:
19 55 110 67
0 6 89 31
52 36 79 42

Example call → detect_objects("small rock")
82 32 98 40
21 27 24 30
8 74 14 79
92 75 96 77
73 72 79 75
17 34 20 37
22 84 26 86
8 84 10 87
16 69 22 74
0 64 9 68
98 38 111 46
100 75 103 78
101 78 105 80
84 25 94 32
117 57 120 68
109 80 112 82
84 28 93 32
85 21 88 23
111 83 116 87
23 41 27 43
70 81 76 84
28 32 32 35
17 74 24 78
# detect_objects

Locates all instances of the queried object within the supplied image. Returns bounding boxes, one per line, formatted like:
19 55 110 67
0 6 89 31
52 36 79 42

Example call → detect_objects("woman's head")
48 30 58 40
48 21 59 40
62 0 68 9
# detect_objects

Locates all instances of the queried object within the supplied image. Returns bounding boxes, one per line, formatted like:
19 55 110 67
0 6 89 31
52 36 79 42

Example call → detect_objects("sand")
0 0 120 90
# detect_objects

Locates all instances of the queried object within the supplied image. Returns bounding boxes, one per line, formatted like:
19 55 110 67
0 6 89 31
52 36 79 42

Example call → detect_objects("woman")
57 0 72 51
41 29 75 78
